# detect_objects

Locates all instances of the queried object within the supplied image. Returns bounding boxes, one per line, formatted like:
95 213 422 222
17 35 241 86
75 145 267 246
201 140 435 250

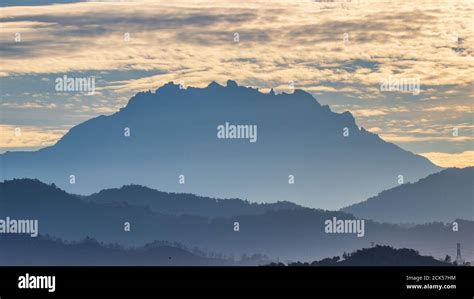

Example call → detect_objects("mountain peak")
208 81 223 89
156 81 181 93
226 79 238 88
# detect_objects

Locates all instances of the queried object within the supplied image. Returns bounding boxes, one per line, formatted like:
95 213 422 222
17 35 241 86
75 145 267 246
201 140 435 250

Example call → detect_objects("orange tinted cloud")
419 151 474 168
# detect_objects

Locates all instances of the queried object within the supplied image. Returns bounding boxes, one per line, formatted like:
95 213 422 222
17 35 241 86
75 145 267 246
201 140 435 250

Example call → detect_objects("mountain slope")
342 167 474 224
0 81 439 209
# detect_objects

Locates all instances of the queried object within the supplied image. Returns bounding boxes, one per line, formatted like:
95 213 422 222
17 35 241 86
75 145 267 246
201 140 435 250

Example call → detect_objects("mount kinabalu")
0 80 440 209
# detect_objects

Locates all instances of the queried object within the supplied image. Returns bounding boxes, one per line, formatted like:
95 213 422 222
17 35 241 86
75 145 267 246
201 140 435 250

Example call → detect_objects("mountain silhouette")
2 179 472 262
271 245 450 266
342 167 474 223
0 234 235 266
0 80 440 209
336 245 450 266
86 184 302 218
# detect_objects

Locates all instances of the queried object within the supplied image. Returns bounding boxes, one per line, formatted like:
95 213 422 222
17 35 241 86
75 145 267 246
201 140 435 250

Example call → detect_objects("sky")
0 0 472 167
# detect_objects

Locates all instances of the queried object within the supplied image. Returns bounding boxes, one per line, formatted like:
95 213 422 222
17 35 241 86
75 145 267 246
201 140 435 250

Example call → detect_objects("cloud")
351 109 387 117
0 0 472 91
0 0 472 162
367 126 382 133
1 102 57 109
350 106 409 117
424 106 472 113
419 151 474 168
0 0 84 6
0 124 68 150
379 134 473 143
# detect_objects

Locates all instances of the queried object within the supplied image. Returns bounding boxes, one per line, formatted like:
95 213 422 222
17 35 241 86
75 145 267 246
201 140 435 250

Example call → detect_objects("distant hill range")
86 184 302 218
1 179 472 262
342 167 474 224
1 235 451 266
0 80 440 209
0 235 235 266
271 245 451 266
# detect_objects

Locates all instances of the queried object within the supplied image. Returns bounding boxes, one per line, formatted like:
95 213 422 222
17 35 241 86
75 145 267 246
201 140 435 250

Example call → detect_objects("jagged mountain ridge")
0 80 440 209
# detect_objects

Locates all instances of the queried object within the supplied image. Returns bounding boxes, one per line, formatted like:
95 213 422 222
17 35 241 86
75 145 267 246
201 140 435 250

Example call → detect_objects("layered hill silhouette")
342 167 474 224
271 245 450 266
1 235 449 266
2 179 472 262
0 80 440 209
0 235 235 266
86 184 302 218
